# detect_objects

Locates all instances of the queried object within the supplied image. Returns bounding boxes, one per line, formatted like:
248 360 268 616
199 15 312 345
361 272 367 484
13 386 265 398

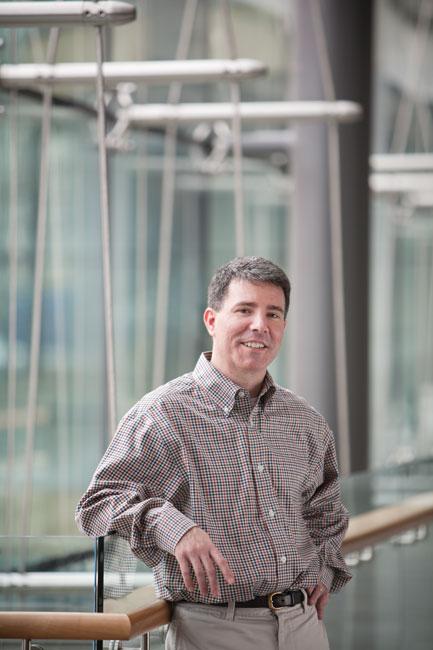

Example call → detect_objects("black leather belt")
186 589 304 611
237 589 304 611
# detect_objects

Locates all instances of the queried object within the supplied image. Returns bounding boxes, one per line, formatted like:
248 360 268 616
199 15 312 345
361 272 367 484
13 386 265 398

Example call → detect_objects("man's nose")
250 312 268 332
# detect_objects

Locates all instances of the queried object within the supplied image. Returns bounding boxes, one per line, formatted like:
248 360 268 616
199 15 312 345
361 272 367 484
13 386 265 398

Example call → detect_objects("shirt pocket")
263 434 310 499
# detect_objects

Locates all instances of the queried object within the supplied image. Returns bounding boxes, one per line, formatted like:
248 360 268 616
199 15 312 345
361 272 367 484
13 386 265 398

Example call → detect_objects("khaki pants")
165 595 330 650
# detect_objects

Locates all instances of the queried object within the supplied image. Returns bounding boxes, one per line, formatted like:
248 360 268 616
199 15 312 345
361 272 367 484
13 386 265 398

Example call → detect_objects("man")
76 256 351 650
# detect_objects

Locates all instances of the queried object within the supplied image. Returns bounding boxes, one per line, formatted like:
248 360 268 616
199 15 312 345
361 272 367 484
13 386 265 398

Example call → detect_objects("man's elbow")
74 497 110 537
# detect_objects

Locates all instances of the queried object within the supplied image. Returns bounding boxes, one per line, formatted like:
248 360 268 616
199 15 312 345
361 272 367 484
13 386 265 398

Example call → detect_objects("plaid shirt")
76 352 351 603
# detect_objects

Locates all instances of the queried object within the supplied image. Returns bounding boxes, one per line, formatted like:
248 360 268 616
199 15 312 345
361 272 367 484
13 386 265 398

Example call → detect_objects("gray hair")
207 256 291 318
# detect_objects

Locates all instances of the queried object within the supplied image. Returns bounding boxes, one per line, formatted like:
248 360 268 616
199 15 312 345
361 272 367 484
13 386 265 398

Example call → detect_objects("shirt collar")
193 351 276 414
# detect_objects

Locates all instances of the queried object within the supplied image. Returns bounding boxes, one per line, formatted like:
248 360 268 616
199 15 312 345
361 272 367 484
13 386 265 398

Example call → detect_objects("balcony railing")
1 479 433 647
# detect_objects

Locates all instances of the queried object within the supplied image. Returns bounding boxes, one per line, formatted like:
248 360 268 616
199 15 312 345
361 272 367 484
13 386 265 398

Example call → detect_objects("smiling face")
203 279 287 395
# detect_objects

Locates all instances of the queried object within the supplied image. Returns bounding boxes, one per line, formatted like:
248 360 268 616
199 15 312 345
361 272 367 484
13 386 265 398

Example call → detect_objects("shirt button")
280 555 287 564
239 390 245 398
268 508 275 519
257 463 264 473
224 406 230 414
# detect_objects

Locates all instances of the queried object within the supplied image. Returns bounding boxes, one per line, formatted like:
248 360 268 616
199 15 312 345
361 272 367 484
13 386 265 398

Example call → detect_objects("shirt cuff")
147 501 197 555
319 565 335 591
320 563 352 592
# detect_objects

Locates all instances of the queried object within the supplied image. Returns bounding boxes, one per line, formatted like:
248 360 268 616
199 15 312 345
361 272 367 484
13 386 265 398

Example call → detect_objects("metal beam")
0 2 135 27
370 153 433 172
122 100 362 126
370 172 433 194
0 59 267 88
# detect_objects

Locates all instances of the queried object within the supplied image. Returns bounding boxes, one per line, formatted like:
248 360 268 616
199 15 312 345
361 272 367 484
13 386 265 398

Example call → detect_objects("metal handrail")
1 491 433 641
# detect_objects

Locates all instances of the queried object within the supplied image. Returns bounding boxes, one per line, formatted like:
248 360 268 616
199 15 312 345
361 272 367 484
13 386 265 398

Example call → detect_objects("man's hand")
174 526 235 598
306 582 329 620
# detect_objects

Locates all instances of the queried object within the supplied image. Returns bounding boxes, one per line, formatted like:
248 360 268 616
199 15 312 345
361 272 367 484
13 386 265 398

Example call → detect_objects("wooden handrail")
0 600 172 640
342 491 433 553
1 490 433 640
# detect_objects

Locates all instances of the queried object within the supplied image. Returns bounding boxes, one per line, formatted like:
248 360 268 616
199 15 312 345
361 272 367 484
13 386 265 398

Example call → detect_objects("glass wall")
0 0 294 537
370 0 433 466
2 0 433 538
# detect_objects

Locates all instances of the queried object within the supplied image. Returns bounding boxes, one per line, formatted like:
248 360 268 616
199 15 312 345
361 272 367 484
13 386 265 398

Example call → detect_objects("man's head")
204 257 291 394
207 256 291 318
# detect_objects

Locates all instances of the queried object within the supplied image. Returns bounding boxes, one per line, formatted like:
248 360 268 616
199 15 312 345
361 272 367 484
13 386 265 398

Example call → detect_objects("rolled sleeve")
148 502 197 554
75 405 195 566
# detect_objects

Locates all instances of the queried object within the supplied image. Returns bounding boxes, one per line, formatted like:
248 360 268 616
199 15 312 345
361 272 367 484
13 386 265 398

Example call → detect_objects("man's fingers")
307 582 329 619
210 547 235 585
201 553 220 597
307 585 319 605
177 556 194 592
190 556 208 596
316 593 329 620
174 527 234 595
308 583 328 606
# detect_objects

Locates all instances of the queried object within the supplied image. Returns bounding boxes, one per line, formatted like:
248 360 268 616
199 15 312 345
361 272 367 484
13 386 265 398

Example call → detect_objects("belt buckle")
267 591 283 611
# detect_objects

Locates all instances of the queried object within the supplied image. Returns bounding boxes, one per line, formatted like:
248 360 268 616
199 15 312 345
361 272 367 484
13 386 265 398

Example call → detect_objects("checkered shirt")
76 352 351 603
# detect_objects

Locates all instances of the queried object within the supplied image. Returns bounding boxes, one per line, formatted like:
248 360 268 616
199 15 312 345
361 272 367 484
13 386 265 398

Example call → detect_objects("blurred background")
1 1 433 648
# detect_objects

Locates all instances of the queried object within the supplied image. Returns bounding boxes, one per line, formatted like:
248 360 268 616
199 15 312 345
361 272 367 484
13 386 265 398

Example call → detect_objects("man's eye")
269 313 280 319
237 308 250 314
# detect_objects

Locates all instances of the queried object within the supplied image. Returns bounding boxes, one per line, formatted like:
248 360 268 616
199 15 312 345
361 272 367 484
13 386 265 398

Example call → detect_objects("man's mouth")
242 341 266 349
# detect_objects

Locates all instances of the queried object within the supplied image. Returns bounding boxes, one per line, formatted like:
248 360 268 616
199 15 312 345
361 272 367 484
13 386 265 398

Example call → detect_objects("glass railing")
1 459 433 648
326 458 433 648
342 456 433 514
327 520 433 649
0 535 95 650
97 458 433 649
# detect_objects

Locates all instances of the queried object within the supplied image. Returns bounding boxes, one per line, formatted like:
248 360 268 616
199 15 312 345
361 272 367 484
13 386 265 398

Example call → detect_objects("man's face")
203 279 286 388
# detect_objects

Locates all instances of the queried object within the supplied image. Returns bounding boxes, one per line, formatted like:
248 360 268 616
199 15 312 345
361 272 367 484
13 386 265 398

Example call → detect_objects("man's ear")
203 307 216 336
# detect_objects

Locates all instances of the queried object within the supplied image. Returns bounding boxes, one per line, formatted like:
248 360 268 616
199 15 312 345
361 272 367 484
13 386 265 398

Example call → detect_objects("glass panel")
101 535 164 649
327 521 433 650
342 457 433 514
0 535 95 611
0 535 95 650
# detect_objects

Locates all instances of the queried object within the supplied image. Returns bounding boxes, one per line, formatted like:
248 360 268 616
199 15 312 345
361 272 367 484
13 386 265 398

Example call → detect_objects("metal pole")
94 536 105 650
371 153 433 172
0 59 267 87
122 101 362 127
95 25 117 438
0 1 136 27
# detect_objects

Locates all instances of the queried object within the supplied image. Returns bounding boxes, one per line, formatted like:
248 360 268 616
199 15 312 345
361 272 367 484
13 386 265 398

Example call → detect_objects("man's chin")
237 358 269 373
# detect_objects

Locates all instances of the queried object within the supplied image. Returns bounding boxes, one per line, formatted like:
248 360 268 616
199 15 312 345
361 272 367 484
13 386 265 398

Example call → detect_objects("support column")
291 0 372 471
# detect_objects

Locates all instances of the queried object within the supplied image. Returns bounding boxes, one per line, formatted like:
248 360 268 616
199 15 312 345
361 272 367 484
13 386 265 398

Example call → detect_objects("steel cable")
21 27 60 542
6 31 18 537
152 0 198 388
222 0 245 256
